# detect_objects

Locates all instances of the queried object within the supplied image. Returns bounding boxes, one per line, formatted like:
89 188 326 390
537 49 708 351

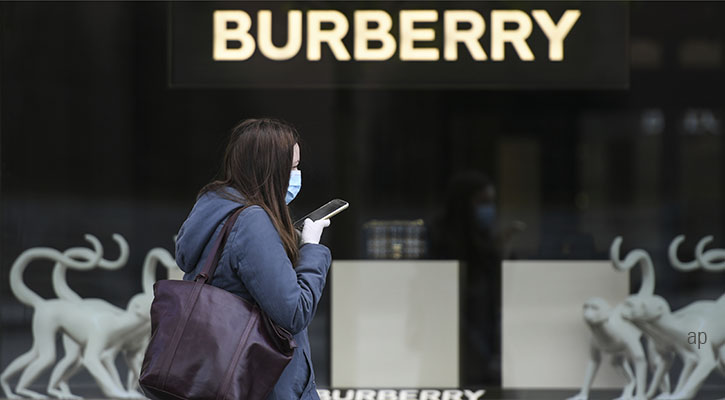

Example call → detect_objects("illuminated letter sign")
354 10 396 61
212 10 255 61
444 11 488 61
171 1 628 88
257 10 303 61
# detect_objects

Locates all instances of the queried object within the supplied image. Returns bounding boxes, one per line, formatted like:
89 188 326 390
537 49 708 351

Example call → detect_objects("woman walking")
174 118 331 399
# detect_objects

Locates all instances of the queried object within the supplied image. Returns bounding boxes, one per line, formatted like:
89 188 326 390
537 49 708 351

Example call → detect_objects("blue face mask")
474 204 496 231
286 170 302 204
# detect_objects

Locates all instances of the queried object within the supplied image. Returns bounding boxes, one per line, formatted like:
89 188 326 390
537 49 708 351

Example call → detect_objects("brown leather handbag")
139 206 297 400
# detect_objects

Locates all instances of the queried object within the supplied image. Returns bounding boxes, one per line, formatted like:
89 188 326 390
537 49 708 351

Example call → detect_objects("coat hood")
175 187 246 273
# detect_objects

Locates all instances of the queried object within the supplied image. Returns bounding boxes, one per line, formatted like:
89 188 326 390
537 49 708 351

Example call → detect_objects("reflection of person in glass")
175 118 331 400
429 171 523 385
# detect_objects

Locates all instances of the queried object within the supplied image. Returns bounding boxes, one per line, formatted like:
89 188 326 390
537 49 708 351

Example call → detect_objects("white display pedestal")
331 260 460 388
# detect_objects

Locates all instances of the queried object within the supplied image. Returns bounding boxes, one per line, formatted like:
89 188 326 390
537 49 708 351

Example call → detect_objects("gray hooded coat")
175 187 331 400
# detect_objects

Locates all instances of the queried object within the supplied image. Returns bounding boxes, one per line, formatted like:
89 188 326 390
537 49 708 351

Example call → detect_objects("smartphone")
293 199 349 230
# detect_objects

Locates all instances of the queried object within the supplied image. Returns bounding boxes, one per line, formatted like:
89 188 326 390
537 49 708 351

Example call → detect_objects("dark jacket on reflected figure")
174 186 331 400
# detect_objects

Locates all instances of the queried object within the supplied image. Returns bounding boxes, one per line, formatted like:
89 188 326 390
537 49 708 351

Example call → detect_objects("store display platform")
1 385 724 399
317 388 725 400
480 388 724 399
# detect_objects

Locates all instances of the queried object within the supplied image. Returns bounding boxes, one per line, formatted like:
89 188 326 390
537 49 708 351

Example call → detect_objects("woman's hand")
300 218 331 245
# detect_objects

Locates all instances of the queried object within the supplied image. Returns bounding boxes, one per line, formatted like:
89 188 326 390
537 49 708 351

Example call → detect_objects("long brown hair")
200 118 300 266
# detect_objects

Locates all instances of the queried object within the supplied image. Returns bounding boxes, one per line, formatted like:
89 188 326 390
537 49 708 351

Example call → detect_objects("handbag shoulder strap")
194 205 249 283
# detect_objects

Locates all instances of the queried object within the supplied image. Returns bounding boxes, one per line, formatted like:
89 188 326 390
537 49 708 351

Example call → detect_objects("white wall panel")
502 260 630 389
331 260 459 388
